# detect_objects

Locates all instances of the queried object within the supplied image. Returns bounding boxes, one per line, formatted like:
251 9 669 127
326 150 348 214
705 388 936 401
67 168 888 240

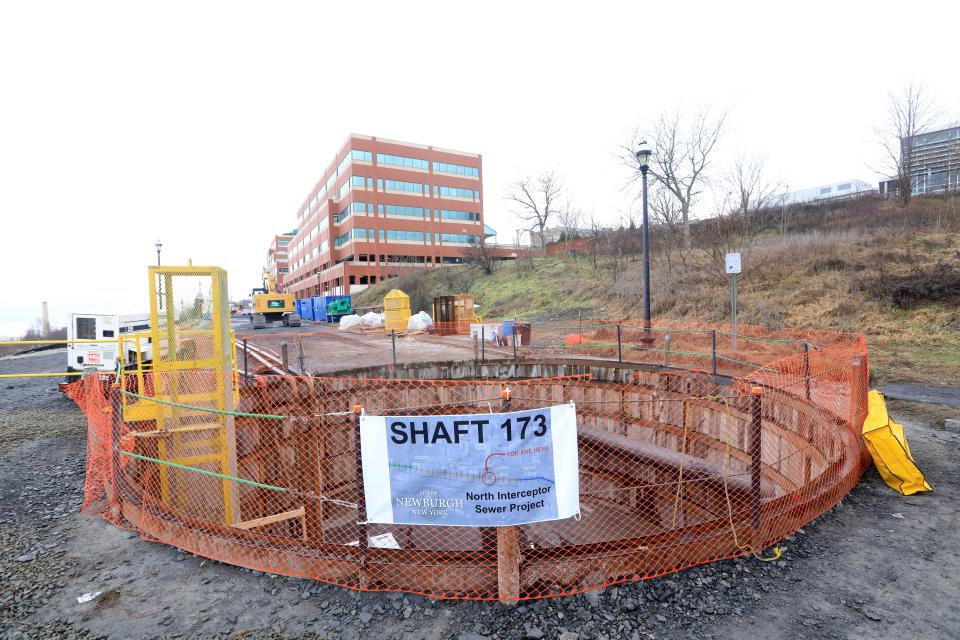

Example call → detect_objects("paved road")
878 383 960 407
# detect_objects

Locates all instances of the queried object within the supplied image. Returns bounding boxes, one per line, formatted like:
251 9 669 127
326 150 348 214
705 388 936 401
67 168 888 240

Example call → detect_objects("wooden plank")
234 506 305 530
133 422 223 438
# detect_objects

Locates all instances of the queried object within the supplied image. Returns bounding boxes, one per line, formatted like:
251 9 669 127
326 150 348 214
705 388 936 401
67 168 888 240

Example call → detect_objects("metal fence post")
802 342 811 401
663 334 671 368
242 338 248 379
616 323 622 363
512 323 518 360
391 330 397 368
749 386 763 541
711 330 718 376
481 325 485 362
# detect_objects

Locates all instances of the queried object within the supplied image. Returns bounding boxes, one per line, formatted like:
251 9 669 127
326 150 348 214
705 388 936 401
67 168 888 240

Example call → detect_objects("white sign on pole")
725 252 742 274
360 404 580 527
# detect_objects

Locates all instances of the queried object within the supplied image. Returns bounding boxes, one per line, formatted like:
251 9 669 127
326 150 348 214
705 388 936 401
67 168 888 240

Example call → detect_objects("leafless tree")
878 82 936 206
726 154 786 221
693 154 785 279
506 172 564 249
623 108 726 247
462 237 496 275
556 200 584 239
648 184 687 275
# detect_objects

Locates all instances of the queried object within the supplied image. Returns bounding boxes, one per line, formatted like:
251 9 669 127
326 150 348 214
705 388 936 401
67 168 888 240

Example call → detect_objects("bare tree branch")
505 172 564 249
622 108 726 247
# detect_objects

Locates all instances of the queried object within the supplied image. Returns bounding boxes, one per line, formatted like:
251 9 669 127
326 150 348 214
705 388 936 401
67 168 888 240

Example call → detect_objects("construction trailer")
66 312 152 376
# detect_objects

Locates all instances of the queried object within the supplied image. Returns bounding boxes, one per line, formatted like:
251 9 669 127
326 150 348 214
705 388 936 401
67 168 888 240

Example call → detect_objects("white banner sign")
359 403 580 527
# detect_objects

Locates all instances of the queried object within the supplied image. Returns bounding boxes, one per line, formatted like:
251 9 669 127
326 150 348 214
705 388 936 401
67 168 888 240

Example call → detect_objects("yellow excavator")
250 268 301 329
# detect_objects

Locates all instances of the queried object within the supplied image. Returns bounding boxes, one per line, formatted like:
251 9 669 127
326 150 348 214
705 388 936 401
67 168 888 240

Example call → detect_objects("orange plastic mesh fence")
67 322 870 601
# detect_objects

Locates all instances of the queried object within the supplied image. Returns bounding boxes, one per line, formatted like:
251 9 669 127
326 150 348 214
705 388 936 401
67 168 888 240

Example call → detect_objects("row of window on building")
300 151 480 218
339 203 480 222
333 229 481 248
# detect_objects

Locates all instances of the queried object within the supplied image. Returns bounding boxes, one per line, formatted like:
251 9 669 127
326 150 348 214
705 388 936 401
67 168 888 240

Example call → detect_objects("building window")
338 182 350 200
838 183 851 191
439 209 479 222
377 178 383 191
820 186 832 194
432 161 479 177
351 202 367 213
441 233 479 244
384 204 425 218
337 155 351 177
377 204 384 215
351 149 373 162
366 177 373 189
386 230 425 242
352 176 366 187
438 186 479 200
383 179 424 194
376 153 428 170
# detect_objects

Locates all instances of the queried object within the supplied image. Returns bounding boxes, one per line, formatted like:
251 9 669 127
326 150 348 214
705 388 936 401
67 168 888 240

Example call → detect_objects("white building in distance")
780 179 876 205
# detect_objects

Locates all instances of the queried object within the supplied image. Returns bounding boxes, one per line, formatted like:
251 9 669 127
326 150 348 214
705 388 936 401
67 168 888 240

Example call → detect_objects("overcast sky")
1 1 956 337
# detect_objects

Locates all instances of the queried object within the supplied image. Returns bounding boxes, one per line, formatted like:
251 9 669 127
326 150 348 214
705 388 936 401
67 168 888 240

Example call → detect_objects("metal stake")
711 330 718 376
749 386 763 538
616 323 622 363
391 330 397 368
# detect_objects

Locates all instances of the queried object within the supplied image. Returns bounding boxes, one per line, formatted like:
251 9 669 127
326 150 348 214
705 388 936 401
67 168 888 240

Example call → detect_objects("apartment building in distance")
880 124 960 198
284 134 515 297
267 231 295 291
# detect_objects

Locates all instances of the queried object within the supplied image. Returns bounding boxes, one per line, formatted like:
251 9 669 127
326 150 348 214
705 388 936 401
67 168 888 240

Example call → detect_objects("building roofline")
348 133 480 159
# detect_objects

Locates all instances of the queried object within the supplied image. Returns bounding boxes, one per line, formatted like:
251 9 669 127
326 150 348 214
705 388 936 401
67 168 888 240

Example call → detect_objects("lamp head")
635 140 652 169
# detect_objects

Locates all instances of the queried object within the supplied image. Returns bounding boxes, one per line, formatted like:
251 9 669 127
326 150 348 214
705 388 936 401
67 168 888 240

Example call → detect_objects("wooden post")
803 342 811 401
496 387 520 601
353 405 368 587
281 342 289 374
107 383 123 520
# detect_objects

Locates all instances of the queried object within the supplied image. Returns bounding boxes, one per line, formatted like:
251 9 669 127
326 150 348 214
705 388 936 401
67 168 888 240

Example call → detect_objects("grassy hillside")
356 197 960 386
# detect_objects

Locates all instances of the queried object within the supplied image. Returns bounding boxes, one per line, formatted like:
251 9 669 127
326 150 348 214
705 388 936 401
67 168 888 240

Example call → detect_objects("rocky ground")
1 350 958 640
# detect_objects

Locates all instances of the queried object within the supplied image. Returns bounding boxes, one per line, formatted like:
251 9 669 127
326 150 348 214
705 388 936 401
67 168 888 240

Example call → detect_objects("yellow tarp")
862 390 932 495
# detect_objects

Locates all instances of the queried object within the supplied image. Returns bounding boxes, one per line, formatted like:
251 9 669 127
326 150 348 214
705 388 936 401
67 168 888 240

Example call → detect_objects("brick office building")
267 231 295 291
284 135 513 298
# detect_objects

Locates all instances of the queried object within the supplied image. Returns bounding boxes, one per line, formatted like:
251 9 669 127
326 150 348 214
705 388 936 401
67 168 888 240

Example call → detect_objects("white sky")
1 1 957 337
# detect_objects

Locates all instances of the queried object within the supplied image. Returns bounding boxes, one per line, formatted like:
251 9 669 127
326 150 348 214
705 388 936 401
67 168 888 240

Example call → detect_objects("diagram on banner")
360 404 579 527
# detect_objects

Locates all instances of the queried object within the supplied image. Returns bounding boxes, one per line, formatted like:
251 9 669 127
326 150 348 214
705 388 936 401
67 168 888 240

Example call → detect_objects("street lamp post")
155 239 164 310
635 141 653 343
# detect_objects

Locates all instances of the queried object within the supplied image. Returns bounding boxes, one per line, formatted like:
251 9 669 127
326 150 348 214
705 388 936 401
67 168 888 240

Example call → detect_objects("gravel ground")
1 350 958 639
